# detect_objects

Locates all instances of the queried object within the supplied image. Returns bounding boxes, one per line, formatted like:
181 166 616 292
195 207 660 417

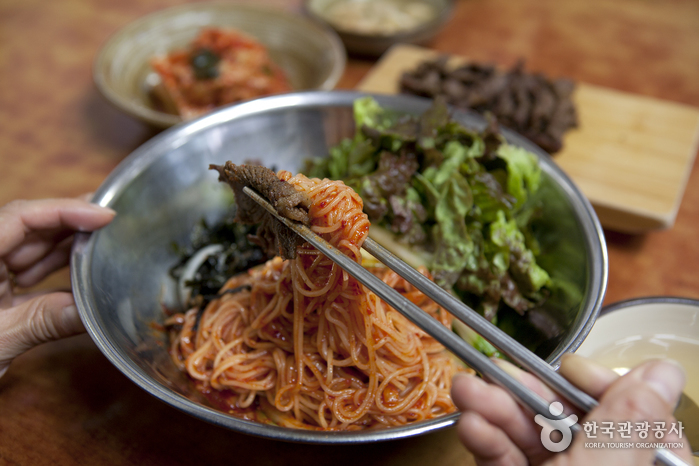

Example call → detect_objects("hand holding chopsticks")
452 354 690 465
243 186 691 466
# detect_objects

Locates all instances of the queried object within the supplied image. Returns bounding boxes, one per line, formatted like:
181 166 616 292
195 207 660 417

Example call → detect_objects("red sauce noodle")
166 172 463 429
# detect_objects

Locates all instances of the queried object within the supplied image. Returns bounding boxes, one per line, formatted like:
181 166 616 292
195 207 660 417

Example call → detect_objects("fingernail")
91 204 116 215
492 358 524 381
641 360 686 405
559 353 619 384
453 371 485 386
61 304 86 334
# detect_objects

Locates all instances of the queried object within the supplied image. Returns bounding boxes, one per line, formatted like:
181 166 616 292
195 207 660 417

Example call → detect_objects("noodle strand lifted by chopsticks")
166 171 463 429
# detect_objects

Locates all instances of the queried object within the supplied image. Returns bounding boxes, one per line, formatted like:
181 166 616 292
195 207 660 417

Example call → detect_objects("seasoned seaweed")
169 208 269 309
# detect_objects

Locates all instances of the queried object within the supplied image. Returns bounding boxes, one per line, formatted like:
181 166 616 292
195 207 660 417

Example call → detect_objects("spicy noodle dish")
162 97 561 431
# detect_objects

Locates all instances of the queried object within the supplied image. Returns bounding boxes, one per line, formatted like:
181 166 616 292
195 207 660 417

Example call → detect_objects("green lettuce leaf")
496 144 541 208
490 210 551 293
430 170 476 286
354 96 391 131
308 96 555 345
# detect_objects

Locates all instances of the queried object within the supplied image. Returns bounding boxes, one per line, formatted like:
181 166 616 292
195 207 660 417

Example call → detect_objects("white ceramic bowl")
305 0 453 57
576 297 699 403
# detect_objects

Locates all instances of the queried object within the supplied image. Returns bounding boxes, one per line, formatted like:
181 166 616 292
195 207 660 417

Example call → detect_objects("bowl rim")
72 90 607 444
304 0 455 41
93 1 347 128
599 296 699 317
576 296 699 358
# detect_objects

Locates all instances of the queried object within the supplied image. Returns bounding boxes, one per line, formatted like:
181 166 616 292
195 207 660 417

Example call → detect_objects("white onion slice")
178 244 224 307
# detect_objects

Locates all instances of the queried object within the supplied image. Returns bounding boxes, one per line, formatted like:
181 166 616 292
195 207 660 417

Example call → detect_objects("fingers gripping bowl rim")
71 91 608 443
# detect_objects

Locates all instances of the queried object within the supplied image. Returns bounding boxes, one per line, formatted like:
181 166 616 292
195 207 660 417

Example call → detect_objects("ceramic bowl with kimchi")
93 3 346 128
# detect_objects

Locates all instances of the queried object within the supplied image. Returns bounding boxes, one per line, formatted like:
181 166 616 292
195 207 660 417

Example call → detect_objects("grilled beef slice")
210 163 311 259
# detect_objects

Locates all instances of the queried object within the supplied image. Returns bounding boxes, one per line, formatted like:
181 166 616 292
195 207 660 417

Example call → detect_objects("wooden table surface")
1 0 698 464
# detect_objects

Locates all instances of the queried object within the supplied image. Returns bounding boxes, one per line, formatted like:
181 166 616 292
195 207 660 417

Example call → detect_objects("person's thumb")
559 360 692 466
0 292 85 378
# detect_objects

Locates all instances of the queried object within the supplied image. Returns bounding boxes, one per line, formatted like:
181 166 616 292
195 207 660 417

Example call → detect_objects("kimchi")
151 28 292 119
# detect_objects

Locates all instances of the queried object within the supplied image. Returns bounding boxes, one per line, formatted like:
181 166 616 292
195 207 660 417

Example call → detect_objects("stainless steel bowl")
71 91 608 443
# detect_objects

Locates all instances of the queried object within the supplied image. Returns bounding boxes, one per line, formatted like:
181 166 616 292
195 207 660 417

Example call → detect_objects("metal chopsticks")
363 237 598 411
242 186 689 466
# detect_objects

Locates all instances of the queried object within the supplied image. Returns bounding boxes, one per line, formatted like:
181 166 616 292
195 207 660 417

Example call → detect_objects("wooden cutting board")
357 44 699 233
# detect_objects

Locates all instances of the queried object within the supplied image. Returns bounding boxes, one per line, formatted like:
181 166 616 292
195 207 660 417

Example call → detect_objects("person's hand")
451 353 694 466
0 198 115 378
